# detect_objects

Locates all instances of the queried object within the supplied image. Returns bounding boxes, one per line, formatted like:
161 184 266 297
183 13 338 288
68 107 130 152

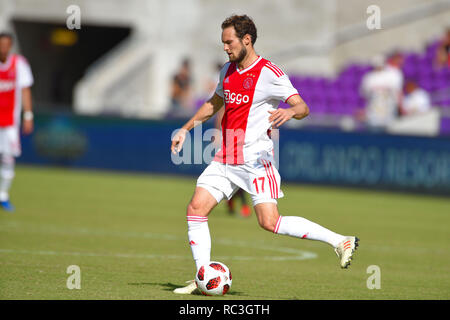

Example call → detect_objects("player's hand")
22 119 34 135
171 128 188 154
268 108 295 128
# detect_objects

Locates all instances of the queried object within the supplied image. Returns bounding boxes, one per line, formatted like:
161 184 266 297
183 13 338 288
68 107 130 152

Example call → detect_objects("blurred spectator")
168 58 194 118
401 80 432 116
193 62 224 112
205 62 224 98
359 53 404 131
435 28 450 68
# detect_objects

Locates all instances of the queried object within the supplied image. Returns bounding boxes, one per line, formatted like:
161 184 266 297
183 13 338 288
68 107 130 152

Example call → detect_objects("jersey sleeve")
17 56 34 88
214 63 230 98
267 70 299 103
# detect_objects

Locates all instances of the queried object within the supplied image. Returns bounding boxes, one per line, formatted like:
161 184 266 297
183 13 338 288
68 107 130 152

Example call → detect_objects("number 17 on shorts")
252 159 283 201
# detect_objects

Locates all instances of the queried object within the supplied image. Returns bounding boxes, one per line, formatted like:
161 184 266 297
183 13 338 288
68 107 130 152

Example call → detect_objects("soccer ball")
195 261 232 296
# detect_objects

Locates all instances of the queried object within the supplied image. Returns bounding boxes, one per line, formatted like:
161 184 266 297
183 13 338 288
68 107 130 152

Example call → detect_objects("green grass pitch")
0 165 449 299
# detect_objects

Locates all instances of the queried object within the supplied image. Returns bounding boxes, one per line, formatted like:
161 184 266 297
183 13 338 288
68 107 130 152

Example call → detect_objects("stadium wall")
18 114 450 196
2 0 448 118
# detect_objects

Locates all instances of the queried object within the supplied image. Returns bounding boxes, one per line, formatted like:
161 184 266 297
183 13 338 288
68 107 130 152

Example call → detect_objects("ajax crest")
243 77 253 90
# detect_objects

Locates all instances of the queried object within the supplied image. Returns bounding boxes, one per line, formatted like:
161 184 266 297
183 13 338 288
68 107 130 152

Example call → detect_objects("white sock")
0 155 15 202
187 215 211 270
274 215 346 248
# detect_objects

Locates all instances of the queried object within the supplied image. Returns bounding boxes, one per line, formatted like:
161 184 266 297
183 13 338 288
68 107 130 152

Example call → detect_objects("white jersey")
360 65 403 128
403 89 432 115
0 54 33 156
213 56 298 164
0 54 34 128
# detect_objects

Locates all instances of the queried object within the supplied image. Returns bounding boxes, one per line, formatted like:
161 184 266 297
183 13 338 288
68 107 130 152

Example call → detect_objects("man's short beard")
230 43 247 63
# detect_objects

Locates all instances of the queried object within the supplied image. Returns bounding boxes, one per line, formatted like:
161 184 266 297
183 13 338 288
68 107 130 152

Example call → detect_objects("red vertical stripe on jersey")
262 160 274 198
215 59 266 164
263 160 278 199
266 159 277 198
268 161 279 198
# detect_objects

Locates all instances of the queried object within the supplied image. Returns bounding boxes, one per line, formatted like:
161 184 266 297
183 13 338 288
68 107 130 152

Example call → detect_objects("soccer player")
171 15 359 294
0 32 34 211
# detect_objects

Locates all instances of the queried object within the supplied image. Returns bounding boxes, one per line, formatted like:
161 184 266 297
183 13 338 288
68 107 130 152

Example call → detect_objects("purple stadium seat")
434 68 450 80
440 118 450 135
313 104 328 114
404 54 421 69
336 77 359 92
309 98 328 113
418 76 434 91
356 95 365 107
274 37 447 118
360 65 373 74
403 70 418 80
426 41 439 56
436 79 448 90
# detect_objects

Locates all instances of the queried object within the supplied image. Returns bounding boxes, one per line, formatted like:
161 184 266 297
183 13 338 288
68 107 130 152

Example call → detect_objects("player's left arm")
268 94 309 128
21 86 33 135
18 56 34 135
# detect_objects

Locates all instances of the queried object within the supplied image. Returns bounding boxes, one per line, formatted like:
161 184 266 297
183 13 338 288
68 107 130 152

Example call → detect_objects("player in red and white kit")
0 33 34 211
171 15 359 294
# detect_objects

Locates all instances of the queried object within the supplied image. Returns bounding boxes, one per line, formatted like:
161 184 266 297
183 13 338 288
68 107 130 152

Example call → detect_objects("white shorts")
197 153 283 206
0 126 21 157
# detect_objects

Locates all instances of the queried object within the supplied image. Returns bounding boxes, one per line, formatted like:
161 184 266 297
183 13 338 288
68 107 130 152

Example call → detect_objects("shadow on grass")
128 282 247 296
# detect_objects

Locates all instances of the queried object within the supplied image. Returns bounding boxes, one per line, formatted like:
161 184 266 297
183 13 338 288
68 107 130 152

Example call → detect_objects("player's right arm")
171 93 223 154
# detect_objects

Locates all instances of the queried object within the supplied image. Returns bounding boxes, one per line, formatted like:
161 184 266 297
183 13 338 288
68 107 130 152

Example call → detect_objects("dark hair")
221 15 257 45
0 32 13 42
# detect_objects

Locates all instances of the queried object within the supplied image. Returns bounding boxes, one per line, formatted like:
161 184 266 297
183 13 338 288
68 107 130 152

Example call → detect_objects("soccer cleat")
0 200 15 212
334 236 359 269
173 280 199 295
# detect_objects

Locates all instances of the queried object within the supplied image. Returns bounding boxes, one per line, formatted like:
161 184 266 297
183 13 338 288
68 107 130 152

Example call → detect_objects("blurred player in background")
0 32 34 212
171 15 359 294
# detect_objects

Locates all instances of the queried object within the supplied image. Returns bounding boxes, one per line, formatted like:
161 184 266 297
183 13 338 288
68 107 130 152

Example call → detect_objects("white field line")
0 222 318 261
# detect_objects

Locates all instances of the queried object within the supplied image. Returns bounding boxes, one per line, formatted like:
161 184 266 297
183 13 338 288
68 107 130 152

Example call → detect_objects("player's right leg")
174 161 237 294
186 186 219 270
173 186 219 295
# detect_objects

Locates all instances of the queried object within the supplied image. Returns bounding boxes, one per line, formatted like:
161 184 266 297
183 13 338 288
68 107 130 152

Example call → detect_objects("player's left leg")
253 201 359 268
253 201 346 245
0 154 15 212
